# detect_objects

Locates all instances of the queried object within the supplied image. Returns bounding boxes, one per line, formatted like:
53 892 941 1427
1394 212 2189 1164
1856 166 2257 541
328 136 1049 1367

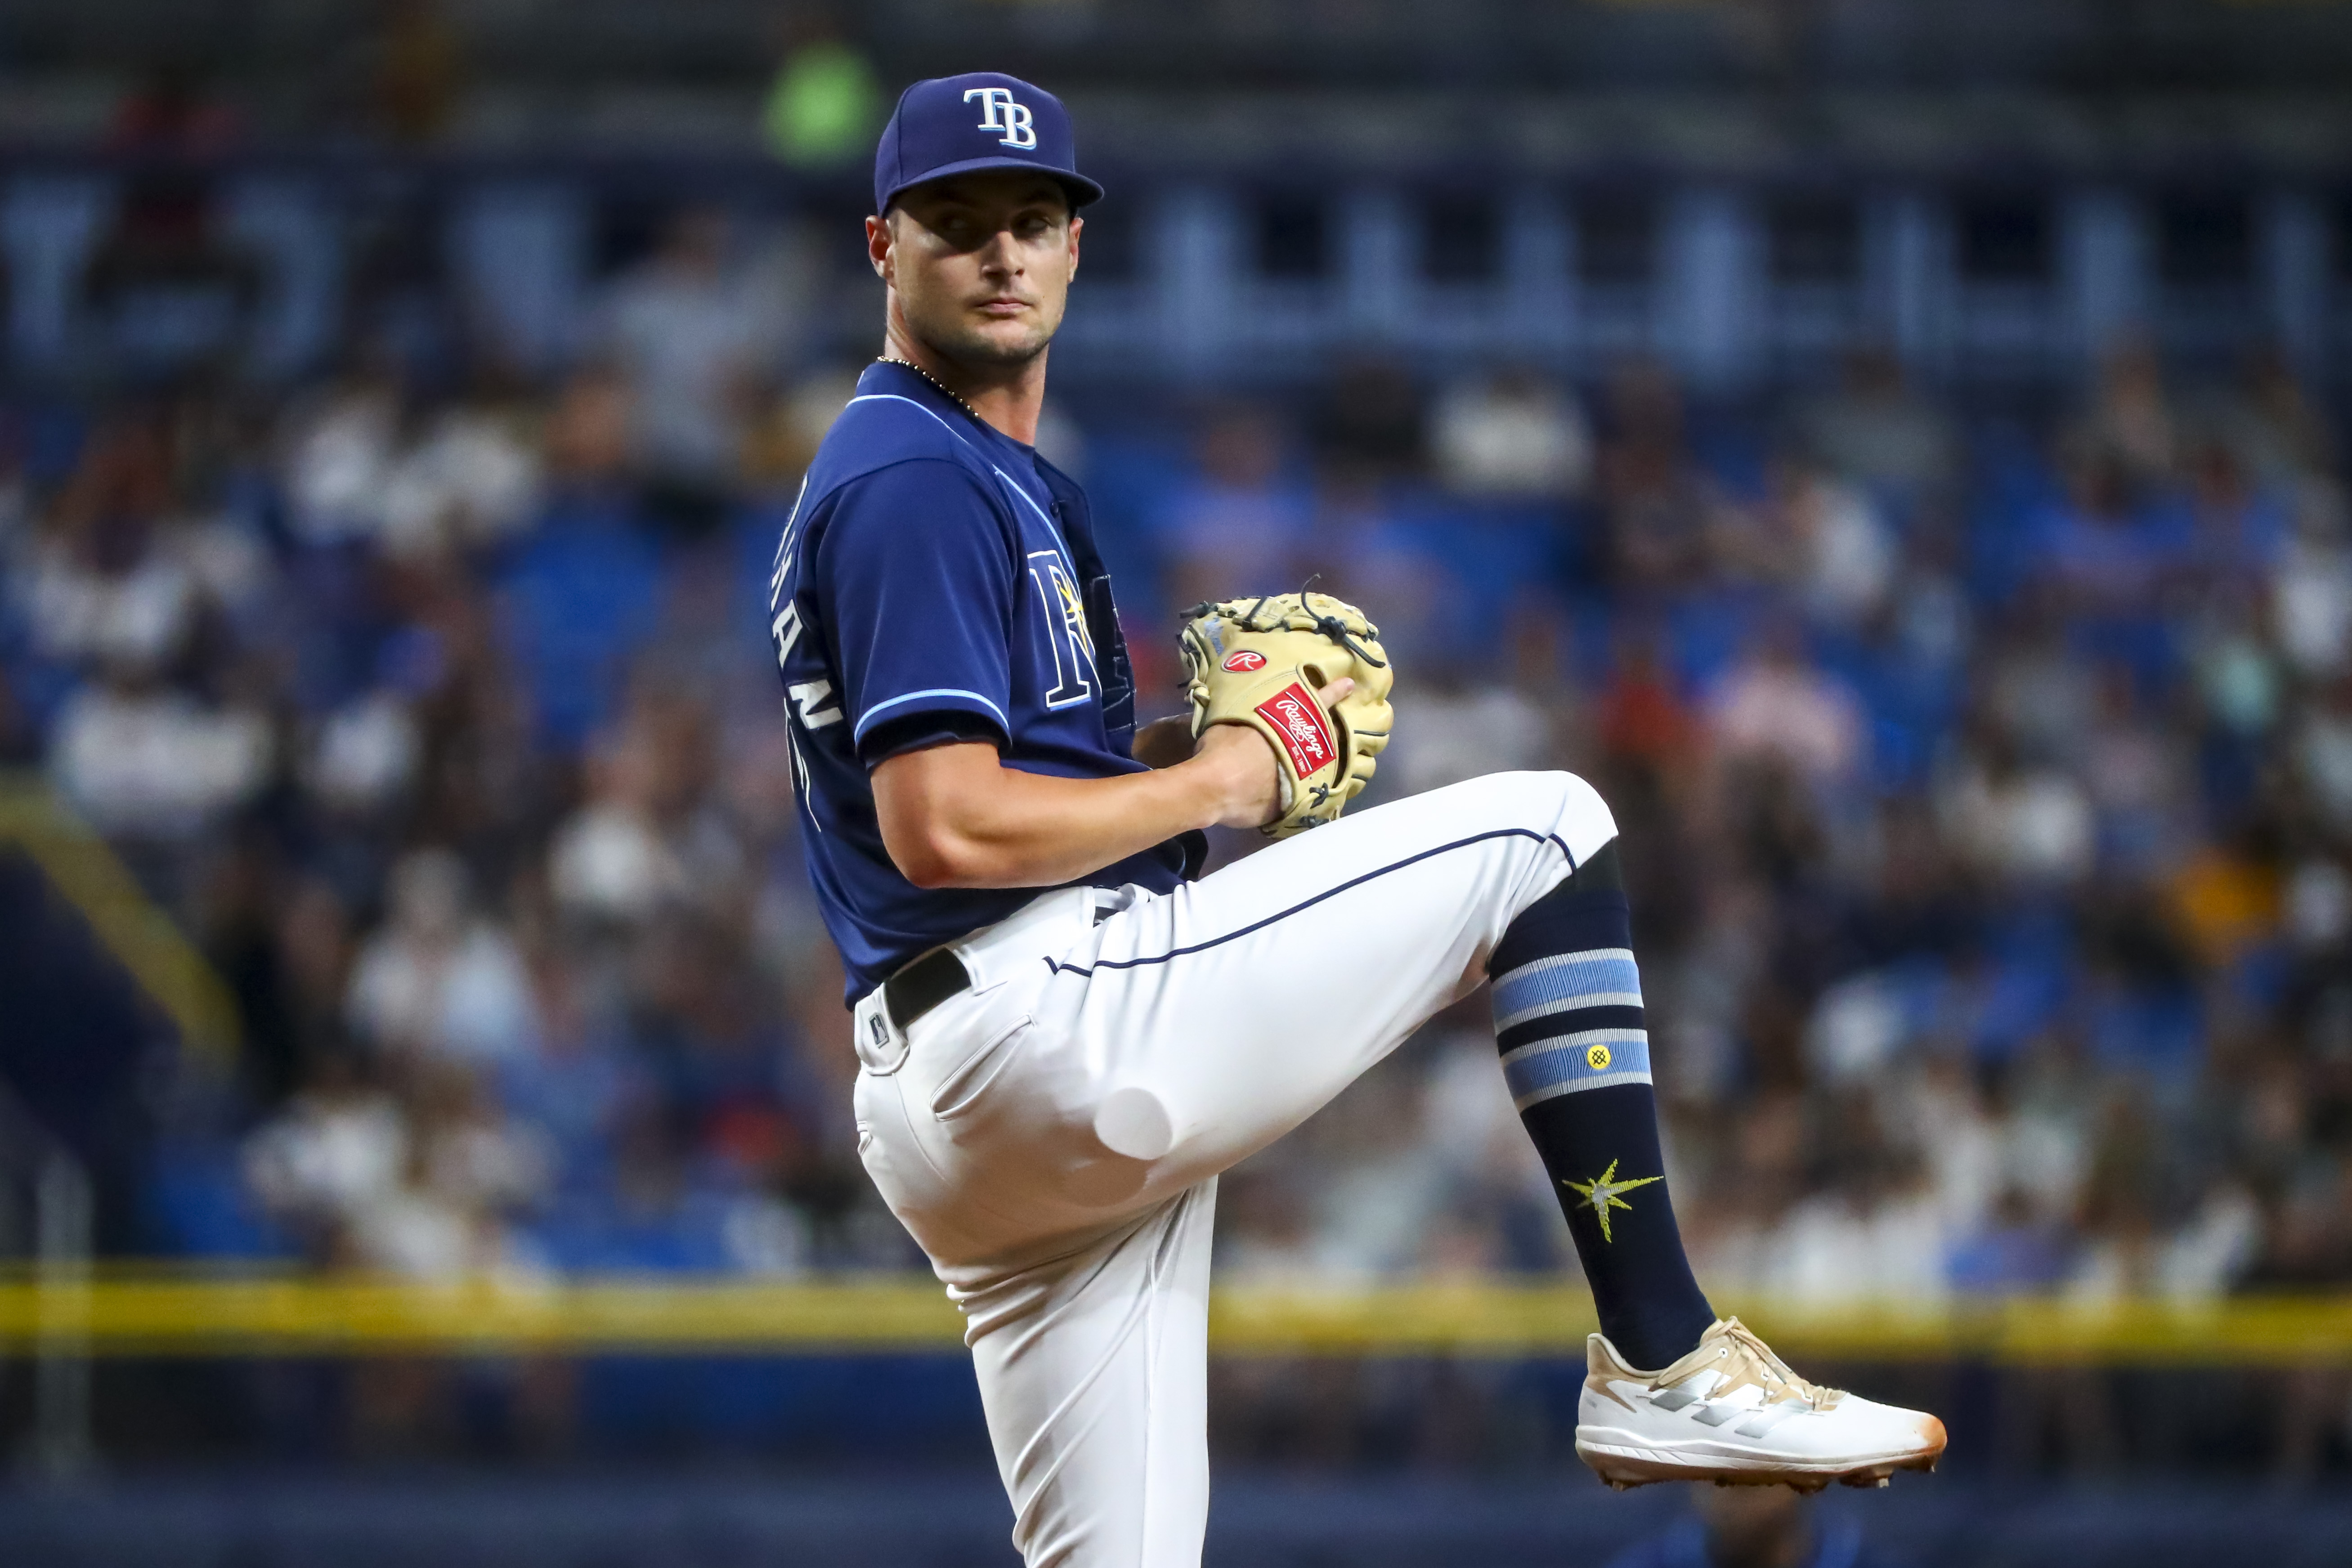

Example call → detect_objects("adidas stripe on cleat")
1574 1317 1947 1493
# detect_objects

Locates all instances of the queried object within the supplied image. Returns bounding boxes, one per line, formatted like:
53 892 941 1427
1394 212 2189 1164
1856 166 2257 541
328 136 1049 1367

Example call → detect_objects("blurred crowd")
1196 340 2352 1333
4 202 2351 1378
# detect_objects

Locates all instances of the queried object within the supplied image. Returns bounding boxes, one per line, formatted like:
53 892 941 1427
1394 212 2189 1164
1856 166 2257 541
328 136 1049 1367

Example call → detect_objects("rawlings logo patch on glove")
1178 591 1396 838
1254 681 1337 776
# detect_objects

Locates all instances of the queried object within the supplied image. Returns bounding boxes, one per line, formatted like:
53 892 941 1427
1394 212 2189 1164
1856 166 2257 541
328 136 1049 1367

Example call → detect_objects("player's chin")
950 314 1056 366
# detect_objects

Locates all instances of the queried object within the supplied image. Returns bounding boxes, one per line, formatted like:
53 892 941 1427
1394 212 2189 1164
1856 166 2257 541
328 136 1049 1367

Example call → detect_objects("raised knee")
1451 770 1619 868
1530 770 1618 865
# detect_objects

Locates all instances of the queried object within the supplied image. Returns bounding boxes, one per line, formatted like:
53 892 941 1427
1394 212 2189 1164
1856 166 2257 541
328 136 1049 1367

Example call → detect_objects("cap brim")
880 156 1103 213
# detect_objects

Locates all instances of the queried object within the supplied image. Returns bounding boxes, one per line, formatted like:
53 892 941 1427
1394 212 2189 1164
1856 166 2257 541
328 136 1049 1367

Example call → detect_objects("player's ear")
866 212 892 283
1067 213 1082 281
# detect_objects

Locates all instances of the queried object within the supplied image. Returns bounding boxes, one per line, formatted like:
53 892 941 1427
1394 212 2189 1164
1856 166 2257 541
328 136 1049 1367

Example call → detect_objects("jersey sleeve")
811 458 1018 765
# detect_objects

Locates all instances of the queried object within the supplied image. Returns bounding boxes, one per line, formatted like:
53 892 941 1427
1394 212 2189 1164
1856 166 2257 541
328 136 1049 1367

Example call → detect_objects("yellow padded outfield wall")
3 1277 2351 1364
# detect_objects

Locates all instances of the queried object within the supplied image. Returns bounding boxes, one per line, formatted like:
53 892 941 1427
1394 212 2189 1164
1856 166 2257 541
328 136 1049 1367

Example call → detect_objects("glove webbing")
1182 590 1390 672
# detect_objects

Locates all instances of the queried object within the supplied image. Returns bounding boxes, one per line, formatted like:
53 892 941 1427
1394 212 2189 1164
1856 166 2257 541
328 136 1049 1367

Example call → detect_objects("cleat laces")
1675 1318 1843 1412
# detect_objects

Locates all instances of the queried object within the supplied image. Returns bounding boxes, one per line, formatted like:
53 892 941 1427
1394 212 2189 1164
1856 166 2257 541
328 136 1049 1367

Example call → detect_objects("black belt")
879 900 1118 1032
882 946 972 1032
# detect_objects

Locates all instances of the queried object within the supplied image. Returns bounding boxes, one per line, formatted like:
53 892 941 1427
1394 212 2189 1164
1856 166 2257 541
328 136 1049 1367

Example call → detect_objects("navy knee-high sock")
1490 841 1715 1371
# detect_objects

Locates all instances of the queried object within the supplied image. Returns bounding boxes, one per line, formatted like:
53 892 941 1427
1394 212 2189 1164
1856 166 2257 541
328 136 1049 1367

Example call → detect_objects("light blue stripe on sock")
1492 949 1641 1022
1501 1030 1653 1105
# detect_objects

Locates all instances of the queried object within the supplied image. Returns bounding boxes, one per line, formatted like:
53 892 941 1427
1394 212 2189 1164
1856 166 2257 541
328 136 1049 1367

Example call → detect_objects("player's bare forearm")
872 734 1276 890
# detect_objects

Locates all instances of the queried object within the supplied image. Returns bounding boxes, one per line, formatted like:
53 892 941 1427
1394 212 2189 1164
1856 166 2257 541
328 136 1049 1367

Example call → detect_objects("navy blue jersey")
767 361 1189 1002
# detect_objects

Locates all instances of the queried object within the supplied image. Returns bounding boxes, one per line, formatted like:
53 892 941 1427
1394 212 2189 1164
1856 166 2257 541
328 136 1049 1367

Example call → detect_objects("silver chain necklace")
874 356 982 422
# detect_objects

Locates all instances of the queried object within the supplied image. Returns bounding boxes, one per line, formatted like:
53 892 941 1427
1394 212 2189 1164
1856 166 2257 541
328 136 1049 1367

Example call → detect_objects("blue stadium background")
2 3 2352 1563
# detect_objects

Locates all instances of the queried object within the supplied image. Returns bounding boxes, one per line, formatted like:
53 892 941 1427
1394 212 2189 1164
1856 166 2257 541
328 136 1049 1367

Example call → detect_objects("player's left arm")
872 678 1350 890
872 726 1257 890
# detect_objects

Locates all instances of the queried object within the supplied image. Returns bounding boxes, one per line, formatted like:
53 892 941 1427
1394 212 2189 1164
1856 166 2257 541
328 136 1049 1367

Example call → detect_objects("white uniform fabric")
850 771 1619 1567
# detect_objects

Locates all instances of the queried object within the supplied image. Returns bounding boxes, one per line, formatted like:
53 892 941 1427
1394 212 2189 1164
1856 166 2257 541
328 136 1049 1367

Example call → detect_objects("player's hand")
1194 677 1355 829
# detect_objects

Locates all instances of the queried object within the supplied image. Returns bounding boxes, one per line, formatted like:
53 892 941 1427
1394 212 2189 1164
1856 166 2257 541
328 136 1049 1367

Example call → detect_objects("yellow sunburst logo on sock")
1564 1160 1662 1243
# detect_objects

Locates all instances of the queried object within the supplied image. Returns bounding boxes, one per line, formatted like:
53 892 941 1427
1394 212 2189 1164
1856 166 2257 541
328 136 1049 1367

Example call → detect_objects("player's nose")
976 229 1024 272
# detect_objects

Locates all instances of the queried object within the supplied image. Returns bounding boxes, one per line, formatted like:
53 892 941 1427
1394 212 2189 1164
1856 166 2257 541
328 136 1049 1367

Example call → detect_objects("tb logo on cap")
964 87 1037 150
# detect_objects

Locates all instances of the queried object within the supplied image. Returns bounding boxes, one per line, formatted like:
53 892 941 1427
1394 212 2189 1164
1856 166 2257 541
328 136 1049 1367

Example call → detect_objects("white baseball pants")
849 771 1619 1567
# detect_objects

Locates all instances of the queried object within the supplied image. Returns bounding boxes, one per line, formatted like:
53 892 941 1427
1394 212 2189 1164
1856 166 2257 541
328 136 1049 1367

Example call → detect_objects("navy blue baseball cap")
873 72 1102 216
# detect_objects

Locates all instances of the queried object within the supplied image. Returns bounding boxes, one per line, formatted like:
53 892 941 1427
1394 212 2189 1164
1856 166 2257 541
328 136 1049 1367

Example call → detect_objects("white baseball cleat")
1575 1317 1946 1493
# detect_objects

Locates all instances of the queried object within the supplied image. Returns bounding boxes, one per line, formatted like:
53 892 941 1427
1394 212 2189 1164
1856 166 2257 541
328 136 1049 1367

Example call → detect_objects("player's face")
873 174 1080 370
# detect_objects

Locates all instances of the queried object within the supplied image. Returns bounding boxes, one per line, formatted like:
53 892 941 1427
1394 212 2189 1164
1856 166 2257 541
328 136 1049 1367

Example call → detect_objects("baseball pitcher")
764 71 1945 1568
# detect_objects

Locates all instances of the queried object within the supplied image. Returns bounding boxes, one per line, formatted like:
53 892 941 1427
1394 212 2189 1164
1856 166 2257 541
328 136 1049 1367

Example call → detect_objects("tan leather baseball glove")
1177 591 1396 838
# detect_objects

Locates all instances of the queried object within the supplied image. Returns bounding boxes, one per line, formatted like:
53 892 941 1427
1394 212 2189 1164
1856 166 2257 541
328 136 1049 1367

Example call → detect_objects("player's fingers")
1313 676 1356 709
